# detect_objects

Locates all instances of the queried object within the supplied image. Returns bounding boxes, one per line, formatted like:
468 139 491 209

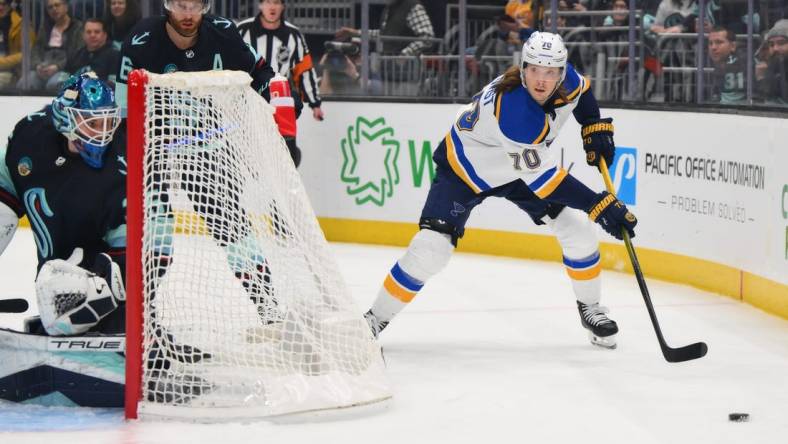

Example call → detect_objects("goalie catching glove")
36 248 125 336
581 117 615 169
587 191 637 240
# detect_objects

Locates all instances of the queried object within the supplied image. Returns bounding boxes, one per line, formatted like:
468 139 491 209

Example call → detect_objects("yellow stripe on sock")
566 263 602 280
384 274 417 303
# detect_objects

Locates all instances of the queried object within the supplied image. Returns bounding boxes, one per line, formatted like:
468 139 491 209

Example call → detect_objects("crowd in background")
0 0 785 107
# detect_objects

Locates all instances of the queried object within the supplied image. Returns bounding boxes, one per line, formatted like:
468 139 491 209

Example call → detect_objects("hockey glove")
581 117 615 170
35 248 125 336
587 191 637 240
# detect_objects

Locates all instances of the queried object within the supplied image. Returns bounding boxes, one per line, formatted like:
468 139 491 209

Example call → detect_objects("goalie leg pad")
0 328 125 407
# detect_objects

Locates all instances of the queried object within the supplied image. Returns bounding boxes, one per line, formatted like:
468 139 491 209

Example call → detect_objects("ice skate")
364 310 389 339
577 301 618 349
236 263 285 325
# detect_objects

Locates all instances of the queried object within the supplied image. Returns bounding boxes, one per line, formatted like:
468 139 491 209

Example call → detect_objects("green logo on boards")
340 117 401 207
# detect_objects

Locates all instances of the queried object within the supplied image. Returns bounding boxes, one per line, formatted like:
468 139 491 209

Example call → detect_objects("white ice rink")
1 229 787 444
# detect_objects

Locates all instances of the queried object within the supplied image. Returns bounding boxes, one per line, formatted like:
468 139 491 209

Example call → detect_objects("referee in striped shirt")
238 0 323 121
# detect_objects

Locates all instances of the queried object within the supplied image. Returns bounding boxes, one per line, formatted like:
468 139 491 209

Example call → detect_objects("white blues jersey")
444 63 590 199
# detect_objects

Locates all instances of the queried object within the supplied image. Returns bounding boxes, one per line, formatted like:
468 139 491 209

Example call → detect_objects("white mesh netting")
136 71 389 420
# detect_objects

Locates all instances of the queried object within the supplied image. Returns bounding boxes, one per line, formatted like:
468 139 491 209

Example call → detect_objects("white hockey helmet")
521 31 568 83
164 0 211 14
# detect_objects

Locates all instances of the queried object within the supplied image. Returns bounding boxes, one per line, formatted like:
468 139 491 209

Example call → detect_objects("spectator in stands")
469 14 519 84
603 0 630 28
103 0 141 50
506 0 538 31
0 0 33 91
540 1 568 30
707 25 746 104
650 0 698 34
18 0 84 92
336 0 435 56
336 0 435 95
757 19 787 105
66 18 119 85
318 40 384 96
598 0 635 99
705 0 759 35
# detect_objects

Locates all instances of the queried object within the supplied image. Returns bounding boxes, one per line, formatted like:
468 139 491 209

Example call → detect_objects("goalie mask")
164 0 212 15
520 31 568 96
52 72 121 169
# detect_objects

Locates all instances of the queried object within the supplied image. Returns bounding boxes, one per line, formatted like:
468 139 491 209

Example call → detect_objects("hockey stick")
0 298 29 313
599 159 708 363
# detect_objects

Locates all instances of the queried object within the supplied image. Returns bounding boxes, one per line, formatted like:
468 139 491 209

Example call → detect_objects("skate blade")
588 331 617 349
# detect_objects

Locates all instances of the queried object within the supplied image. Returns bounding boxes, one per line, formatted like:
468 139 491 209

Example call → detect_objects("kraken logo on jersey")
17 157 32 176
212 17 231 29
131 31 150 46
23 188 54 259
164 63 179 73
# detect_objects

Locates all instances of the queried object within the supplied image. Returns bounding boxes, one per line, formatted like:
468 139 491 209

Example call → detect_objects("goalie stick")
599 159 708 363
0 298 29 313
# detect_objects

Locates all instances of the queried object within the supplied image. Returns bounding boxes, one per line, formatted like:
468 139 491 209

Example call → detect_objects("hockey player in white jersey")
364 32 636 349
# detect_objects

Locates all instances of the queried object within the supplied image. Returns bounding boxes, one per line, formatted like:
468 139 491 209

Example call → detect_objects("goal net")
125 70 390 420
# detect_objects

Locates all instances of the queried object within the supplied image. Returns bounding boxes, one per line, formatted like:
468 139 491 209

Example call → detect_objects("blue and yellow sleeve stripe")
563 251 602 281
383 263 424 303
528 166 568 199
445 127 491 194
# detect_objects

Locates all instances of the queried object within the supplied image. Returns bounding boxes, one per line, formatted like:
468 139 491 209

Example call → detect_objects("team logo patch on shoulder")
212 17 232 29
131 31 150 46
17 157 32 176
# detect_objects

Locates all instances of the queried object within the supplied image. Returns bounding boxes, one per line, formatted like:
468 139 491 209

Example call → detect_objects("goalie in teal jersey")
0 72 128 407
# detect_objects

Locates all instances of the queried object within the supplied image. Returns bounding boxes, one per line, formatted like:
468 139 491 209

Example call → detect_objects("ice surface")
1 230 787 443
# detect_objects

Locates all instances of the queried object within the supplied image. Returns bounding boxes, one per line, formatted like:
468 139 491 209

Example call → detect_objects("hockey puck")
728 413 749 422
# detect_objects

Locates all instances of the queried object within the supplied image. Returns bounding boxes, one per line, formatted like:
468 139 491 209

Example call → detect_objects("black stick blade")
0 298 29 313
664 342 708 363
